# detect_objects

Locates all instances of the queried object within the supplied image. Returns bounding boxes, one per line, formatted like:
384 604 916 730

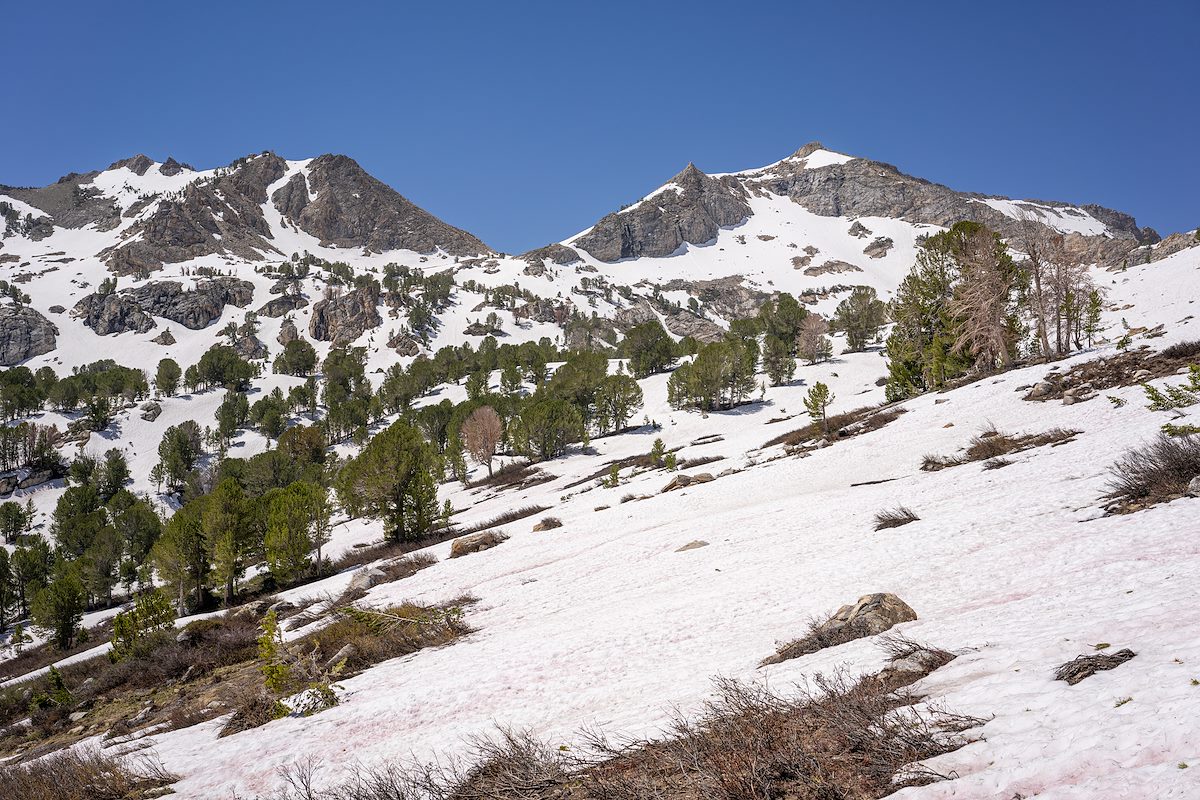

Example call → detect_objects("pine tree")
804 382 835 436
833 286 887 352
762 335 796 386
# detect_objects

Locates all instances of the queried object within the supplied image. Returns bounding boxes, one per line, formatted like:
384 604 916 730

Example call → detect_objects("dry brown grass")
458 504 551 534
1106 433 1200 511
1055 648 1137 685
466 459 555 490
923 427 1079 471
0 748 176 800
257 639 977 800
306 597 476 676
873 506 920 531
763 405 906 450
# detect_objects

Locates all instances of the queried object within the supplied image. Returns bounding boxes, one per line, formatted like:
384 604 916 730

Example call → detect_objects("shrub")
458 504 550 535
873 506 920 530
0 749 175 800
1160 339 1200 360
1106 433 1200 508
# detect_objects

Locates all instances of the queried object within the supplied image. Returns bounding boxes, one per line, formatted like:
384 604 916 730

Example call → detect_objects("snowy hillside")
0 146 1198 799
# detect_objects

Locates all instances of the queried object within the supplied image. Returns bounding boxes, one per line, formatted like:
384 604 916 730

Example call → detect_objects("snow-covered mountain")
0 143 1165 374
2 145 1199 799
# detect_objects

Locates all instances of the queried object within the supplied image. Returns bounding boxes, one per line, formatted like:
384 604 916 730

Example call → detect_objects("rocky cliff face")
573 164 751 262
273 155 489 256
103 153 287 274
308 284 382 345
0 305 58 365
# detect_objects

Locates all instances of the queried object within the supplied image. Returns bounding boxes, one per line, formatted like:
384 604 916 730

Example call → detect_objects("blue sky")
2 1 1196 252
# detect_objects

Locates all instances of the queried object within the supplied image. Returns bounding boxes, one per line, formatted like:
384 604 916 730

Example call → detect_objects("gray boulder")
347 567 388 593
258 294 308 318
449 530 508 558
1187 475 1200 498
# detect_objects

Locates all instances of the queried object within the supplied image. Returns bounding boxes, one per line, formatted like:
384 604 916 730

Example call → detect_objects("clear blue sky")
3 1 1197 252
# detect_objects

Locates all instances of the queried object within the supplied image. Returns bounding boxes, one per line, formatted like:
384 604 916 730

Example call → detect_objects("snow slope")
76 245 1200 797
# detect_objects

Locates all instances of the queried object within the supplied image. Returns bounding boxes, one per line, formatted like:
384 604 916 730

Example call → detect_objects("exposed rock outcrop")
863 236 894 258
2 169 121 232
519 243 581 276
151 329 176 345
308 284 382 345
803 260 863 277
751 151 1155 266
71 292 155 335
234 335 268 360
258 294 308 318
0 305 58 365
573 164 751 262
122 278 254 329
387 331 421 356
272 154 489 256
277 318 299 347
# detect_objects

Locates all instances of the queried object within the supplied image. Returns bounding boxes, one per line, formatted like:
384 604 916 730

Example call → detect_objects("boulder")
825 592 917 636
17 470 52 490
140 401 162 422
0 305 58 365
449 530 508 558
847 220 871 238
1187 475 1200 498
151 328 176 345
347 566 388 593
761 592 917 666
234 334 268 360
661 472 714 493
675 540 709 552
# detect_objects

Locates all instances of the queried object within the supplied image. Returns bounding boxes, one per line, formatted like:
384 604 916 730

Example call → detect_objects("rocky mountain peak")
572 163 751 262
786 141 827 160
108 154 155 175
271 153 490 257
